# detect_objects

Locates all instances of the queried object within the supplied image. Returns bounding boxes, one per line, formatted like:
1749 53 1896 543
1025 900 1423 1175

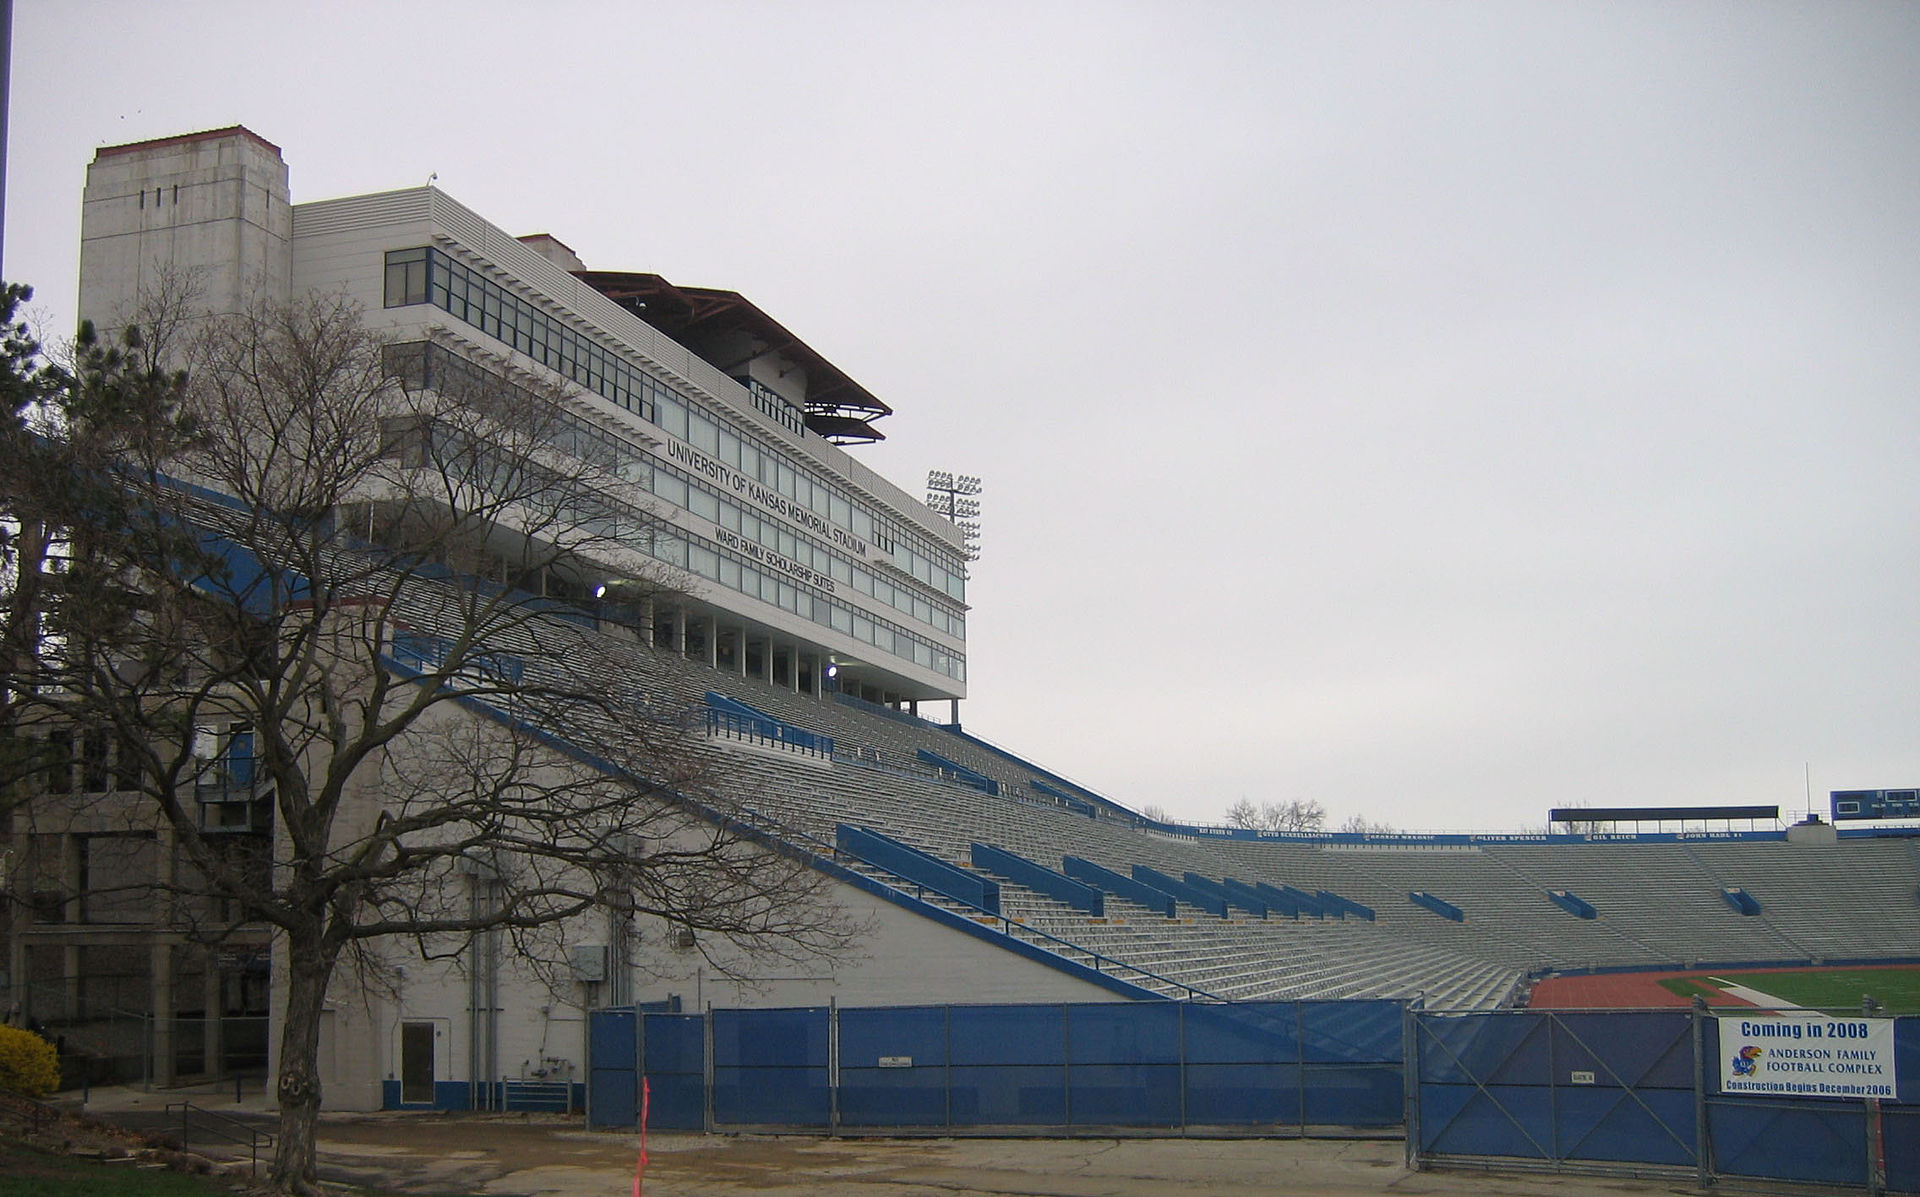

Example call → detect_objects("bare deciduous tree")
1223 797 1327 832
3 293 857 1195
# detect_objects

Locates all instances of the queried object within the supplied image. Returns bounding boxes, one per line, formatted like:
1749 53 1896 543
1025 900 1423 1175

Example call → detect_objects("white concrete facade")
77 127 967 710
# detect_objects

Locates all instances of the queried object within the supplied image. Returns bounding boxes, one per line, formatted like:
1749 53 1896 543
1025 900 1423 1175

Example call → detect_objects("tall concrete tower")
77 127 292 333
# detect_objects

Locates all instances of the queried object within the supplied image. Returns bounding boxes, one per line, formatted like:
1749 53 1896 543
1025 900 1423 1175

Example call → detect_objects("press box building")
75 126 970 710
6 126 1132 1113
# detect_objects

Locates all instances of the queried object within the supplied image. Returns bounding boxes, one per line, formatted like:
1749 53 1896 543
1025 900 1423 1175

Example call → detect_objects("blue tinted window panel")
1302 1064 1403 1127
839 1067 948 1127
712 1008 827 1068
1067 1003 1181 1066
1184 1062 1303 1125
1549 1012 1693 1090
1708 1101 1865 1186
1301 1001 1403 1064
948 1064 1067 1125
1184 1003 1301 1065
712 1067 830 1127
645 1074 707 1130
590 1010 635 1070
840 1006 947 1068
948 1005 1066 1067
1067 1063 1181 1126
1419 1084 1554 1158
1418 1014 1551 1086
1553 1088 1696 1165
642 1014 707 1076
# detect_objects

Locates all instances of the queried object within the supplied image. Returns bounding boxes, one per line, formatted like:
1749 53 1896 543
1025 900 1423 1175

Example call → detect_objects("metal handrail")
164 1101 274 1176
0 1091 58 1135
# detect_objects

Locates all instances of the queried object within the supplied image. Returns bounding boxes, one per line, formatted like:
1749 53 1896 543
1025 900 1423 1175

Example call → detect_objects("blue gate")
1411 1008 1920 1193
1412 1009 1698 1171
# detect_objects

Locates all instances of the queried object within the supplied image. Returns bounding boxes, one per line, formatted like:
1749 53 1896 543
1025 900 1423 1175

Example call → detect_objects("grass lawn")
1658 965 1920 1015
0 1139 241 1197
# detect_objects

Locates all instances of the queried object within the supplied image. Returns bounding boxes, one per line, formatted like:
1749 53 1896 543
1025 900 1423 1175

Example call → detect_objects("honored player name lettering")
664 439 872 558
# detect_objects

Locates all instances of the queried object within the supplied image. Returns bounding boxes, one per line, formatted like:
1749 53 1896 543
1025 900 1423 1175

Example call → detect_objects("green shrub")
0 1023 61 1097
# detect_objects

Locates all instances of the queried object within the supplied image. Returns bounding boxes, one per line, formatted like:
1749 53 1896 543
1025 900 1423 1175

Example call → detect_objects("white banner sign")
1719 1013 1896 1100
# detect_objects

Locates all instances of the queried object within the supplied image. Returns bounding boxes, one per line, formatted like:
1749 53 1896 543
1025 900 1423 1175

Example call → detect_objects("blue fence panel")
1899 1017 1920 1103
1418 1011 1551 1087
712 1007 830 1127
1299 1001 1405 1128
1550 1011 1694 1089
1300 1000 1403 1064
1708 1099 1866 1186
1420 1078 1556 1159
839 1006 950 1128
594 998 1424 1136
1186 1062 1304 1125
1885 1105 1920 1194
1067 1002 1182 1065
1184 1002 1299 1062
1065 1004 1182 1126
949 1004 1068 1066
948 1004 1067 1126
641 1013 707 1131
1182 1003 1304 1128
1072 1062 1183 1126
1305 1064 1405 1128
587 1009 636 1130
1557 1087 1696 1166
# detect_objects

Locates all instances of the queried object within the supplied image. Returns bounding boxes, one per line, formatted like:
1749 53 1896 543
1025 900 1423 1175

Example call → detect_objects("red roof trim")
95 125 282 160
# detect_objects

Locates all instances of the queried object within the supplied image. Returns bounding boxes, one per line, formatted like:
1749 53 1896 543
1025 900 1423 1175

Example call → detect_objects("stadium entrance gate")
588 999 1406 1135
1407 1008 1920 1193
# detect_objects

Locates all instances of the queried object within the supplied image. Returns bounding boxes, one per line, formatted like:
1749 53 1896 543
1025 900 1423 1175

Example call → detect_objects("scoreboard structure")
1831 788 1920 820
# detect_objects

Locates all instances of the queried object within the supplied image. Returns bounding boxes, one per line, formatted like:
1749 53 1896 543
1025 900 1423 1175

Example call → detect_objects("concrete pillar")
60 833 81 924
640 596 655 644
62 944 81 1020
671 608 686 655
759 640 773 683
704 618 718 668
151 942 175 1087
2 810 23 1021
203 960 223 1077
737 628 748 676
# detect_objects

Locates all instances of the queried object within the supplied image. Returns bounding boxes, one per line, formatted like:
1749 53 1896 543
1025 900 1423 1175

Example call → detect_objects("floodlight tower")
925 470 982 728
925 470 984 562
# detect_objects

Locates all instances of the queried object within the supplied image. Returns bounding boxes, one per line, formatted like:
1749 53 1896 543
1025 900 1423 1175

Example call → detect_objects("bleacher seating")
431 586 1920 1013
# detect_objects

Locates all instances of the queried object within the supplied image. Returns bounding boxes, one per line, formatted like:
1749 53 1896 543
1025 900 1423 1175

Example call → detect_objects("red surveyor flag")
633 1076 650 1197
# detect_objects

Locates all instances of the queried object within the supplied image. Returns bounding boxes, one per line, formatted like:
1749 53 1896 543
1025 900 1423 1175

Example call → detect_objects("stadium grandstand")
8 126 1916 1122
606 604 1920 1013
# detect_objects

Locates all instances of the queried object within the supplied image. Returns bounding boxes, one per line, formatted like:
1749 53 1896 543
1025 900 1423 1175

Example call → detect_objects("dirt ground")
51 1085 1705 1197
303 1113 1704 1197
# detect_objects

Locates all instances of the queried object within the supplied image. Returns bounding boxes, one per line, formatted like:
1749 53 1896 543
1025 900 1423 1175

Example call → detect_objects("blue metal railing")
971 843 1105 916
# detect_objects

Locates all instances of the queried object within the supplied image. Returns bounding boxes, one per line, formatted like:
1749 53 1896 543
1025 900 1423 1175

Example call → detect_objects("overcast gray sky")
9 2 1917 832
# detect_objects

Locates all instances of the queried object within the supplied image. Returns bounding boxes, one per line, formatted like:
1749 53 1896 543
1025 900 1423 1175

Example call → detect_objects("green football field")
1658 965 1920 1015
